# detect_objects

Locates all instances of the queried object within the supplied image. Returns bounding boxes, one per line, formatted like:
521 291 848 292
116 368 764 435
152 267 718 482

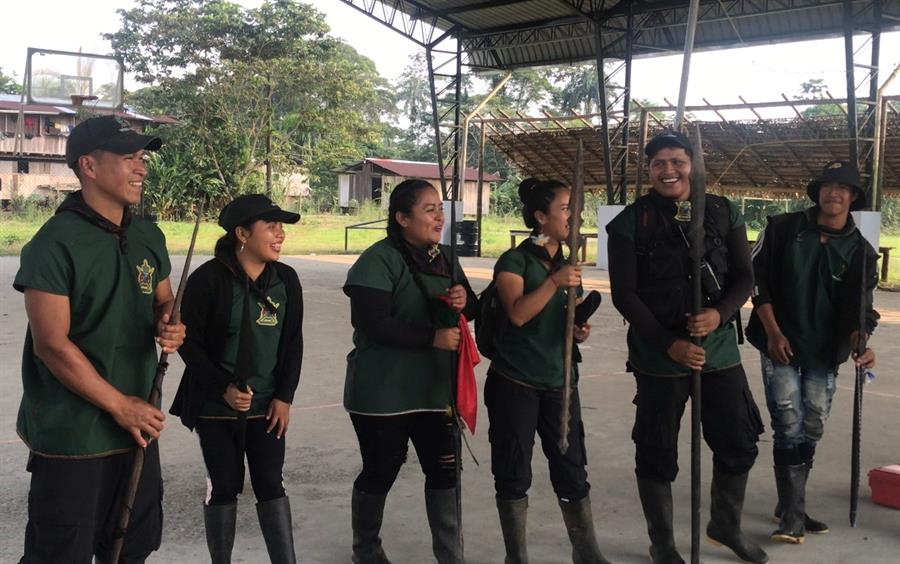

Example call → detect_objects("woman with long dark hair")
170 194 303 563
343 179 477 564
487 178 611 564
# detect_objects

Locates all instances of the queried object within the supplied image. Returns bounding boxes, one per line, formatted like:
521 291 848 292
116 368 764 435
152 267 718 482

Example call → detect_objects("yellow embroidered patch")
136 259 155 295
256 300 279 326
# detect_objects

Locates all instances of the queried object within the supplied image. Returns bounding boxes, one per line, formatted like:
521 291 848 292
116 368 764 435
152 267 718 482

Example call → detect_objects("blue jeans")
761 353 836 450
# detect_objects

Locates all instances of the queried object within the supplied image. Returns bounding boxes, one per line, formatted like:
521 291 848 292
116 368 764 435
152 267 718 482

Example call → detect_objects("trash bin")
457 220 479 257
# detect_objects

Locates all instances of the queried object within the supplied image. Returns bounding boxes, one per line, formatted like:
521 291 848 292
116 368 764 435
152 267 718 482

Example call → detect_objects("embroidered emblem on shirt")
136 259 155 295
256 298 280 327
674 201 692 222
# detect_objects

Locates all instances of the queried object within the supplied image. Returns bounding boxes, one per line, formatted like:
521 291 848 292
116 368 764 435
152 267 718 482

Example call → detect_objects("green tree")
795 78 843 118
0 68 23 95
108 0 389 214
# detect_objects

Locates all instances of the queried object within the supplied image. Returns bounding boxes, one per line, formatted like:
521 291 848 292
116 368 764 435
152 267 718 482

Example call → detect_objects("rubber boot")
496 496 529 564
204 502 237 564
771 465 806 544
705 469 769 563
773 462 828 534
636 478 684 564
558 495 612 564
352 488 392 564
424 488 464 564
256 496 296 564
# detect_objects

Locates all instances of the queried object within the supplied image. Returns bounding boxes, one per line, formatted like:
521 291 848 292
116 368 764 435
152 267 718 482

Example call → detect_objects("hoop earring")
239 243 245 253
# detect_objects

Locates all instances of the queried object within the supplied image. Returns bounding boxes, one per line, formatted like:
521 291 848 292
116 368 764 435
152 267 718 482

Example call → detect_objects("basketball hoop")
70 94 99 107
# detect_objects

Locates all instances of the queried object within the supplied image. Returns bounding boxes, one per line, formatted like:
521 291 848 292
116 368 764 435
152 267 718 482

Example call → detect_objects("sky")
2 0 899 121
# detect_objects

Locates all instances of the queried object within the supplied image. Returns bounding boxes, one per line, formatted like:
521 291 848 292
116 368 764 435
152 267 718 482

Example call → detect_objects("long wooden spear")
850 244 869 527
558 139 584 453
687 127 707 564
109 203 204 563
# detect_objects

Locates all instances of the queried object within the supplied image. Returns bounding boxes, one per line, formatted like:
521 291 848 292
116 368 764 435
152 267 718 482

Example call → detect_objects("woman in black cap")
171 194 303 564
486 177 611 564
343 178 477 564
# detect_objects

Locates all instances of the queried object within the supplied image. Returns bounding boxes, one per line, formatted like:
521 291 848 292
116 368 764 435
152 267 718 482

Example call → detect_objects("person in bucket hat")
746 160 879 545
805 160 867 211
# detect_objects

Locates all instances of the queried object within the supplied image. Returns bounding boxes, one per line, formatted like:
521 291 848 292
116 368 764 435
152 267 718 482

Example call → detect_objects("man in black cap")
14 115 185 562
607 130 768 564
746 160 878 545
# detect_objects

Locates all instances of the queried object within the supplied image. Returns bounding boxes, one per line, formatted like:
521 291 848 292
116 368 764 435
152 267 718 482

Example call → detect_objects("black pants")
485 372 590 502
350 411 457 495
20 442 162 564
196 417 286 506
632 365 765 483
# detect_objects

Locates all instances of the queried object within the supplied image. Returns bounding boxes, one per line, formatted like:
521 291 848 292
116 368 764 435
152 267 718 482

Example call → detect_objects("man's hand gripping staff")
108 204 203 563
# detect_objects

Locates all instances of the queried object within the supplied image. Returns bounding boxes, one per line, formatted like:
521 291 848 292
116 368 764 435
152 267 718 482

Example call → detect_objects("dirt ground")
1 254 898 563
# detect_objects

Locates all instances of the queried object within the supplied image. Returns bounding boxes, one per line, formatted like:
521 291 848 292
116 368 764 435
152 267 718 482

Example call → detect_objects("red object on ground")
868 465 900 509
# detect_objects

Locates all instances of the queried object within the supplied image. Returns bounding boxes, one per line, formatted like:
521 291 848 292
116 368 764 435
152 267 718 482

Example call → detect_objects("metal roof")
341 0 900 70
482 96 900 194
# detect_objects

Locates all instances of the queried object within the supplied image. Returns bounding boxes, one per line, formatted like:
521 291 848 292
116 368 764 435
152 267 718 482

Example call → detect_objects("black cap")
218 194 300 232
806 160 867 211
66 115 162 169
644 129 693 159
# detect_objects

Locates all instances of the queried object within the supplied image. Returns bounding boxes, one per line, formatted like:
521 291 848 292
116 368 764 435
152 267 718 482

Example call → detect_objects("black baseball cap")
806 160 867 211
66 115 162 169
644 129 693 159
218 194 301 232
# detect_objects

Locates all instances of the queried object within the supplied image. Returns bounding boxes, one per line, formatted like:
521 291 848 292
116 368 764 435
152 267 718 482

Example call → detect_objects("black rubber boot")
204 502 237 564
771 465 806 544
558 495 612 564
352 488 392 564
636 478 684 564
496 496 529 564
424 488 464 564
773 462 828 534
706 469 769 563
256 496 297 564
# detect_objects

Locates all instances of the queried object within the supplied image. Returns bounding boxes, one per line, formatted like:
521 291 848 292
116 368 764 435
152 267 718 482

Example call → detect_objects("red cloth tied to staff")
438 294 480 433
456 313 480 433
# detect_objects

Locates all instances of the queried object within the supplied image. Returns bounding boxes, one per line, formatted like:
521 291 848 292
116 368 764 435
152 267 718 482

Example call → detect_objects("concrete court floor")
0 254 898 564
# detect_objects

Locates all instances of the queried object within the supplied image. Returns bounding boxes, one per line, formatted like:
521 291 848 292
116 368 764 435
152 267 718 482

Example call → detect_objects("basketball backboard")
24 47 124 110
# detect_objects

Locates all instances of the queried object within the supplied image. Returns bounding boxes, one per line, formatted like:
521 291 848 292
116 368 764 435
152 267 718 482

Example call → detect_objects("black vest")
633 191 733 333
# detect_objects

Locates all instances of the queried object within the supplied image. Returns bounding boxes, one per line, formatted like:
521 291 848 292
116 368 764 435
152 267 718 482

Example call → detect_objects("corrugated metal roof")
349 0 900 70
482 100 900 194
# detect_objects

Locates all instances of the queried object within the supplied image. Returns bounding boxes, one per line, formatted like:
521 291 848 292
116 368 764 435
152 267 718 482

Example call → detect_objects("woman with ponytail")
343 179 477 564
170 194 303 563
487 178 611 564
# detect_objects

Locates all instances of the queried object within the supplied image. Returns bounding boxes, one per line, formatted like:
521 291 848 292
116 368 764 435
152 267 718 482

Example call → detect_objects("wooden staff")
558 140 584 453
109 204 204 563
850 244 869 527
687 127 707 564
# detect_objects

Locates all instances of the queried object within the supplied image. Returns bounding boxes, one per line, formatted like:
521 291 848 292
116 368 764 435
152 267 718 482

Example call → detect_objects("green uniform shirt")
607 201 743 377
14 212 170 457
200 274 287 418
489 247 581 389
343 238 457 415
778 213 860 369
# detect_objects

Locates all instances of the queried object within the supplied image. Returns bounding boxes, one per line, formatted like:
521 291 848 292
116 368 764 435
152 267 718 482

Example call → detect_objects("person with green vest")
170 194 303 563
486 177 610 564
746 161 878 545
13 115 186 563
343 179 477 564
607 130 768 564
